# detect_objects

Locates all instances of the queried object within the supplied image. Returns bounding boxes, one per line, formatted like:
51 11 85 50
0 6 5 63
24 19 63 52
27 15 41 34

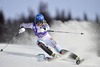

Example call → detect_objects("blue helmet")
35 14 44 24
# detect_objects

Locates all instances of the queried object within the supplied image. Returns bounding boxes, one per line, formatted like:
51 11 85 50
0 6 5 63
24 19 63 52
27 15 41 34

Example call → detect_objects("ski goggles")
36 20 43 24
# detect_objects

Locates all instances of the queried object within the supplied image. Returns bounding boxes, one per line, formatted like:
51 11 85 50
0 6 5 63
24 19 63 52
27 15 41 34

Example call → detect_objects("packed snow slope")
0 20 100 67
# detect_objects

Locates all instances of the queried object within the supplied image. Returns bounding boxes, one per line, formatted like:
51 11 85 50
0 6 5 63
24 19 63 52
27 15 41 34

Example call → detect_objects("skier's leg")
69 53 78 60
37 39 56 57
48 38 68 54
47 38 61 52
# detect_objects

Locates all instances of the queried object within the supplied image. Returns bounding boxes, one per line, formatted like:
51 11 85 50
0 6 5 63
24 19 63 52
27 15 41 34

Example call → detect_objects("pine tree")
83 12 88 21
38 2 52 25
0 10 5 42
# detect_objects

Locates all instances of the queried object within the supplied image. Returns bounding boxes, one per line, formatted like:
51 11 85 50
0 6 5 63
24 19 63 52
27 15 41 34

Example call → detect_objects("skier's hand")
37 28 45 33
18 28 25 34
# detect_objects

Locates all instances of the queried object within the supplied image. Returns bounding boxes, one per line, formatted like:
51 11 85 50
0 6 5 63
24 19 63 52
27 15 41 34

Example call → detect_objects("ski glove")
19 28 25 34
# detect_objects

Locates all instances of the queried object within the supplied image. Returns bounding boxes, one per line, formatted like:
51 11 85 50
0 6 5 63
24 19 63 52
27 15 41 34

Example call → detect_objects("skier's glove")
18 28 25 34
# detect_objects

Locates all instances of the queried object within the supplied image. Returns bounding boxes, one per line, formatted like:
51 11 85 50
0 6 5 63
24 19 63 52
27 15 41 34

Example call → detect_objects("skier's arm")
20 23 33 29
19 23 33 34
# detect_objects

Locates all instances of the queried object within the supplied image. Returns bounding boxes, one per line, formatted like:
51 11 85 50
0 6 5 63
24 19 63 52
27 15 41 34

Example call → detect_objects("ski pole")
0 33 19 52
47 30 84 35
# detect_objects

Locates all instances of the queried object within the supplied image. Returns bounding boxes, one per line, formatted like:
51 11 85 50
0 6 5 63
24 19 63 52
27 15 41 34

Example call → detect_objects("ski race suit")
20 22 62 55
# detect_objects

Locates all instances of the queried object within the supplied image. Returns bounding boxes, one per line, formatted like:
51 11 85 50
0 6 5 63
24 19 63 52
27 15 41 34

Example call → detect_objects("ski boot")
75 57 84 65
51 53 60 58
45 53 60 61
60 49 68 55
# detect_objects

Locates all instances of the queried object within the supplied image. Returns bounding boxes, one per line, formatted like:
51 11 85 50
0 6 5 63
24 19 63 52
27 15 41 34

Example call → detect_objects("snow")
0 21 100 67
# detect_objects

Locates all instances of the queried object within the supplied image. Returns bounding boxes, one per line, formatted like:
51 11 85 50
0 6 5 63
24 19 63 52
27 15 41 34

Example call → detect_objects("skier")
19 14 82 64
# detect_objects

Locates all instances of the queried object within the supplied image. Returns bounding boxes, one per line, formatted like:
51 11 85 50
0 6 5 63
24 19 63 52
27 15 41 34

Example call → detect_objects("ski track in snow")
0 21 100 67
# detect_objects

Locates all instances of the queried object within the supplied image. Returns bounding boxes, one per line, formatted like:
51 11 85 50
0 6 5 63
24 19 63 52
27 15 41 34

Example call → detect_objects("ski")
44 56 84 65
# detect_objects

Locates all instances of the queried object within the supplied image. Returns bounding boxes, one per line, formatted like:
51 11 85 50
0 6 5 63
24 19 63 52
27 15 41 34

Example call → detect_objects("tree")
0 10 5 24
75 17 81 21
0 10 5 42
95 14 99 23
67 11 72 21
61 9 65 22
55 9 61 21
83 12 88 21
27 8 35 22
38 1 52 25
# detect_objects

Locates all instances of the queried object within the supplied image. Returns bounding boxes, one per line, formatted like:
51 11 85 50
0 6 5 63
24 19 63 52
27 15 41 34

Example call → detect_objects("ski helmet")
35 14 44 24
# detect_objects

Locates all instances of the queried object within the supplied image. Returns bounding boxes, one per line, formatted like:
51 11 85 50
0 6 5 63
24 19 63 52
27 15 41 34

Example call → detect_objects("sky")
0 0 100 20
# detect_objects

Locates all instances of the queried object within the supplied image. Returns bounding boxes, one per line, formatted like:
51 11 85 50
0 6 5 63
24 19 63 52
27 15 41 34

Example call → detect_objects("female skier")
19 14 82 64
